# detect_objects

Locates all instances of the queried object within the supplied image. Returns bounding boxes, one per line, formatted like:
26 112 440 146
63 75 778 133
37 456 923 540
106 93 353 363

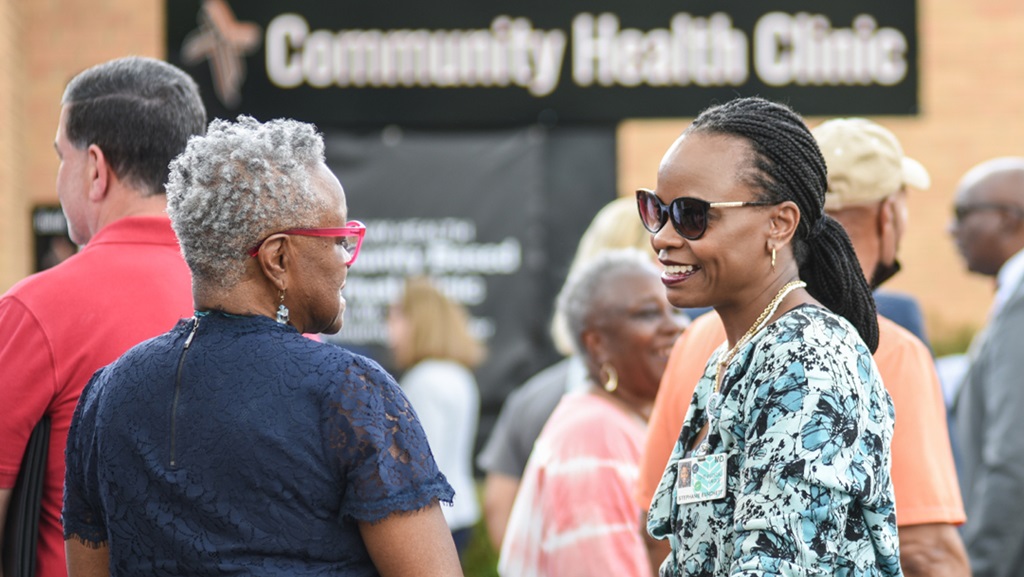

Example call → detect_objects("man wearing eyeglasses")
950 157 1024 577
0 57 205 577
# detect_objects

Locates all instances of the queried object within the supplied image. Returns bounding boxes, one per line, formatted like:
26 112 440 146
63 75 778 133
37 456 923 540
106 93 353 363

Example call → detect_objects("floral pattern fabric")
648 305 901 577
63 312 453 576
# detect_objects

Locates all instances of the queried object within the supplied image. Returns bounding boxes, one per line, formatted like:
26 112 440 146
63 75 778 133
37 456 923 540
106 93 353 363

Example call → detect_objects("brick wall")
2 0 1020 345
0 0 28 291
619 0 1024 344
0 0 161 289
21 0 163 207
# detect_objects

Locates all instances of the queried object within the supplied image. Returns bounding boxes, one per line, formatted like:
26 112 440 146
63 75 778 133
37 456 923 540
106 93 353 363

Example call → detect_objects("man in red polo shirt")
0 57 206 577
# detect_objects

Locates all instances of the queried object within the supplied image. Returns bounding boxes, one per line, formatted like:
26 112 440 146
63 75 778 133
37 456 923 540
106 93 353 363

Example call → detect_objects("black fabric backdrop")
322 126 616 449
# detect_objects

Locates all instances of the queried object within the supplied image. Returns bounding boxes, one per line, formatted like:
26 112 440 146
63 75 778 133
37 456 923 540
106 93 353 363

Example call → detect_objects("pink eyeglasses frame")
246 220 366 266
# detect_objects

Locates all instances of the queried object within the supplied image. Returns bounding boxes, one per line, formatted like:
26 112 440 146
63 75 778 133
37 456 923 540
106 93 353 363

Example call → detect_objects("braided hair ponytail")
686 97 879 352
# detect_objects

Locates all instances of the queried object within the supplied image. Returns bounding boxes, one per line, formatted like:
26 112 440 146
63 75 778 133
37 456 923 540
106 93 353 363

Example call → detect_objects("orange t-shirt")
636 311 966 528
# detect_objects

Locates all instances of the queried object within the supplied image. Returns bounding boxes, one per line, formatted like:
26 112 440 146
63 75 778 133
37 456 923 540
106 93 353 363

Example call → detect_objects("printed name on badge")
676 453 727 504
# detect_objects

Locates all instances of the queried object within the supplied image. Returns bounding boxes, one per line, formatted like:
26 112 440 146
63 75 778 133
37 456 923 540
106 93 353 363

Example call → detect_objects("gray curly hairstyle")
166 115 329 288
556 248 661 357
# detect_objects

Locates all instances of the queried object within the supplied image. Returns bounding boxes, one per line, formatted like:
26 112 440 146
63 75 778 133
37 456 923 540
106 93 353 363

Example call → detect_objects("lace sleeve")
62 371 109 546
324 355 454 524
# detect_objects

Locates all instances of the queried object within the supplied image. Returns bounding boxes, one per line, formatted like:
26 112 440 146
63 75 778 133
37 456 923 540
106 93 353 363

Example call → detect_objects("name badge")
676 453 727 504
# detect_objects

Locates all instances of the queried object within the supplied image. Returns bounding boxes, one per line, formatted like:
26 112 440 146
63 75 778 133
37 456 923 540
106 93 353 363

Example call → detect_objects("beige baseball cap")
812 118 931 210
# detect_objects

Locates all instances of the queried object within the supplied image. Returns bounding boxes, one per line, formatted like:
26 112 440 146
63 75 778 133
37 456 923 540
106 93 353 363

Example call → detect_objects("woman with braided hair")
640 97 901 576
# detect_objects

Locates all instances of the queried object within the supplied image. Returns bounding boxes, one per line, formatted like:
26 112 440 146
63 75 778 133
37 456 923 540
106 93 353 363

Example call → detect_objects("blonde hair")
393 276 486 370
551 196 654 355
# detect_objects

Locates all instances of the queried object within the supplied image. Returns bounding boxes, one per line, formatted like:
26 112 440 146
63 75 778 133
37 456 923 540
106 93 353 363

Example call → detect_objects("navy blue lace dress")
63 312 453 576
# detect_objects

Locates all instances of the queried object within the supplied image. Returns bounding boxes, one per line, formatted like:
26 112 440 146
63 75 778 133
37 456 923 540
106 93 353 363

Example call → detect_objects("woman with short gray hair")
63 116 463 577
500 248 686 577
167 115 326 289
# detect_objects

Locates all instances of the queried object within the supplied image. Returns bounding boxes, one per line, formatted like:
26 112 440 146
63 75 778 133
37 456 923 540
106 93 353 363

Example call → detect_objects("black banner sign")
32 207 76 272
166 0 920 127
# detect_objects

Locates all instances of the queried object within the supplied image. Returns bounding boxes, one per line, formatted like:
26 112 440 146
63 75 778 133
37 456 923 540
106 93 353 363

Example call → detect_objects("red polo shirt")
0 215 193 577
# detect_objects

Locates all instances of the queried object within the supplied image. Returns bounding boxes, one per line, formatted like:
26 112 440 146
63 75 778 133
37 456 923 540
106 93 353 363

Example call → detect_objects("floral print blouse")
648 305 901 577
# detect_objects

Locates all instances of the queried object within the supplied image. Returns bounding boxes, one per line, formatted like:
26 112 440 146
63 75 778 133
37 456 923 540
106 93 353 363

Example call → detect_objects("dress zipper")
170 317 200 468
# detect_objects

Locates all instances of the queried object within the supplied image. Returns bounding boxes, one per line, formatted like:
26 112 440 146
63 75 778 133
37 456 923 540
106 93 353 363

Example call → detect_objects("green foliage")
459 481 499 577
461 517 500 577
931 324 977 358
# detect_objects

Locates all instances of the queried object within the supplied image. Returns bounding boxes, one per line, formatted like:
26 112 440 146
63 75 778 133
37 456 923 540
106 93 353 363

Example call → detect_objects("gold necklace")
713 279 807 391
696 278 806 457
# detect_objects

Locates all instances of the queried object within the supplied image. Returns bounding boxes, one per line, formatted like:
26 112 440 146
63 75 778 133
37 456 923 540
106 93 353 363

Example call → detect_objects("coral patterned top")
500 391 651 577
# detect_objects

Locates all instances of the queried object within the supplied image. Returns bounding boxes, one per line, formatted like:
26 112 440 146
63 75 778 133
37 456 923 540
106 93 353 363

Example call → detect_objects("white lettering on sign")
332 217 521 346
572 13 747 87
266 14 566 96
755 13 908 87
266 11 911 95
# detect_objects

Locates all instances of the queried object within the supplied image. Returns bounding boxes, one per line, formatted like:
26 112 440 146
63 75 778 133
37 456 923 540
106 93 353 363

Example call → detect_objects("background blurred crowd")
3 3 1024 576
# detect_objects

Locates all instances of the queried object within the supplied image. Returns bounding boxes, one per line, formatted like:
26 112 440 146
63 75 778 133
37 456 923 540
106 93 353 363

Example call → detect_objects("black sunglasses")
636 188 774 240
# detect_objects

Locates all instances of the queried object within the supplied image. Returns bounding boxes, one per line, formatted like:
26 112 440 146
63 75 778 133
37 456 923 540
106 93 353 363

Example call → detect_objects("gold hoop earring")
601 362 618 393
771 247 777 272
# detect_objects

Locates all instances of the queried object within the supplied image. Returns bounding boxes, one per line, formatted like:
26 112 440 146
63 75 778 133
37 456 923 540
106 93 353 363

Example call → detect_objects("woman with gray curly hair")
62 116 463 577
